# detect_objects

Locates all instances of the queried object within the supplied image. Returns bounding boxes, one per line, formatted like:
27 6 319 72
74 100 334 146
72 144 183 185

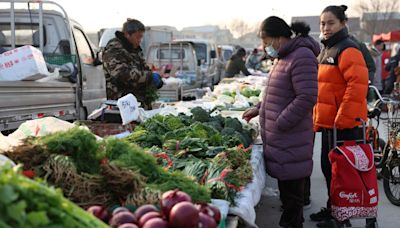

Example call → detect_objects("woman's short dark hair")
322 5 348 23
260 16 310 38
122 18 145 35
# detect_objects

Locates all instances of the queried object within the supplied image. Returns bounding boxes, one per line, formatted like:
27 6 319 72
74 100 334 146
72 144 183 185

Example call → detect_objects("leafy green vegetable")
41 128 100 174
162 115 185 130
190 107 210 123
0 164 107 227
241 88 261 98
182 159 208 183
224 117 243 132
105 138 211 202
143 118 170 135
126 129 163 148
152 170 211 203
105 138 160 180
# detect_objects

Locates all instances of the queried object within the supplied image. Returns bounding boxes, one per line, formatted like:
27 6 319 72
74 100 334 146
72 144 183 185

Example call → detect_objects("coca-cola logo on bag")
339 191 361 203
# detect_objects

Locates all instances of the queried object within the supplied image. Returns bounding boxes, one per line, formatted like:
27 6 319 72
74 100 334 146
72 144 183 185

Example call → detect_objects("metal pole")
169 42 172 65
10 1 15 48
158 43 161 68
39 1 44 52
180 43 183 72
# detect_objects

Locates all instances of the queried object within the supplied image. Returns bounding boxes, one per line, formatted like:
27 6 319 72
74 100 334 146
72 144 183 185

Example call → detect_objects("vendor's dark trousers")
278 178 305 228
321 127 363 209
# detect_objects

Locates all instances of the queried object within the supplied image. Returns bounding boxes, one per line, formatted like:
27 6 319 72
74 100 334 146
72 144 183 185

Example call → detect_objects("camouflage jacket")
103 31 153 109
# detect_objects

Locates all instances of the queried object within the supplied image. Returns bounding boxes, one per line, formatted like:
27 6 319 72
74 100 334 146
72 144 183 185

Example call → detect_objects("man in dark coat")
102 19 163 110
224 48 251 77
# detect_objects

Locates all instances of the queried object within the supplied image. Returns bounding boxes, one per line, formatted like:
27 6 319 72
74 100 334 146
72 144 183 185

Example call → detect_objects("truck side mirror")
197 59 201 66
210 50 216 59
93 51 103 66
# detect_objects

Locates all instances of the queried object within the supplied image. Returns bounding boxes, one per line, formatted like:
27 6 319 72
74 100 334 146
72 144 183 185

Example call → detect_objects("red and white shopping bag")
329 141 378 221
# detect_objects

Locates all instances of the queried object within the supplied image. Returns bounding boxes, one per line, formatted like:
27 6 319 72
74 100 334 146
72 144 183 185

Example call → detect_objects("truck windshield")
193 43 207 63
0 23 45 47
157 48 185 59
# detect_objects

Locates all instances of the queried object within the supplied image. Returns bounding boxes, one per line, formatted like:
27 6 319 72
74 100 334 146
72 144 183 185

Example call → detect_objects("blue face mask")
265 41 278 58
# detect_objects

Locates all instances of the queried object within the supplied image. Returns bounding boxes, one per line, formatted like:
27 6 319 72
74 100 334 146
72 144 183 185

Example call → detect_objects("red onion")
87 205 110 222
109 211 137 227
112 207 129 216
169 201 199 228
133 204 158 220
118 224 139 228
198 212 217 228
160 189 192 218
142 218 168 228
196 204 221 223
139 211 161 227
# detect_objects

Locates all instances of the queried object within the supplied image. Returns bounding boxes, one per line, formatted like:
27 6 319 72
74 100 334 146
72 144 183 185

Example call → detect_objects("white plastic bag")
117 93 139 125
233 88 250 109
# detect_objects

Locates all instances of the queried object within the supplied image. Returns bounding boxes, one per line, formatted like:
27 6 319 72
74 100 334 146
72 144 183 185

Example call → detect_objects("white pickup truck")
146 41 212 101
0 0 106 132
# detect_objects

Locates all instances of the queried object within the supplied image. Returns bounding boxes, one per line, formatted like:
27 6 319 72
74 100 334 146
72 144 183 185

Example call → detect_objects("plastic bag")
117 93 139 125
233 89 250 109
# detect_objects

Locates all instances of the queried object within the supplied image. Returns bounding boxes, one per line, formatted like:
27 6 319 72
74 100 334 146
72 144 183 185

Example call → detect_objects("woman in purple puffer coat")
243 16 319 228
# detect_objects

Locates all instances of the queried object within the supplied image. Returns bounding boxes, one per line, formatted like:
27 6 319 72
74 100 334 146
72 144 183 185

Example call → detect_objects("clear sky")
45 0 358 32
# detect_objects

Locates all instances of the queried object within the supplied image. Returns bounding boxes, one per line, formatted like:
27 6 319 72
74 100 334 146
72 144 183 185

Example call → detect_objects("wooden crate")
78 121 136 137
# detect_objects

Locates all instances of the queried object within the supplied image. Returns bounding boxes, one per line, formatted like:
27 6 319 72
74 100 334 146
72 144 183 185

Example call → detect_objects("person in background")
381 43 391 92
311 5 369 228
383 44 400 94
224 47 251 77
246 48 261 70
369 40 385 92
349 35 375 83
102 18 163 110
243 16 319 228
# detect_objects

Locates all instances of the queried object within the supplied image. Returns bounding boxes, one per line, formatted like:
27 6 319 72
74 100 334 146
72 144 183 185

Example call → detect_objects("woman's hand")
242 107 259 122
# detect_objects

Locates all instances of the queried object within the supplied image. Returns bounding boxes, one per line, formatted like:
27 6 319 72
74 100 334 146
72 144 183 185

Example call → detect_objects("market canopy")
373 30 400 43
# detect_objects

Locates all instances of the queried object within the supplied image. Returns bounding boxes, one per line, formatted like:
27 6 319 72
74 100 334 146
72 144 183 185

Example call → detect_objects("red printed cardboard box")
0 45 49 81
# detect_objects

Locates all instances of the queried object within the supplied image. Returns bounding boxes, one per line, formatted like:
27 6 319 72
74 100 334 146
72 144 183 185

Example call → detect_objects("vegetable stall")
0 75 268 227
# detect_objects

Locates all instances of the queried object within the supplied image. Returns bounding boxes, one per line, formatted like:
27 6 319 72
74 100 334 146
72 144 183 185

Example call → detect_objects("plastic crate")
44 54 76 65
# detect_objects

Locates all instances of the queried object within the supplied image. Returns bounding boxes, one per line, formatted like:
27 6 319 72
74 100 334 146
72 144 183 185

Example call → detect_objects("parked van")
174 39 222 85
146 41 210 101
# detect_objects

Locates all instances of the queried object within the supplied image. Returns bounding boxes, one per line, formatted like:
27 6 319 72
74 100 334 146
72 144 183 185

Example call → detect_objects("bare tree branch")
228 18 252 38
356 0 400 40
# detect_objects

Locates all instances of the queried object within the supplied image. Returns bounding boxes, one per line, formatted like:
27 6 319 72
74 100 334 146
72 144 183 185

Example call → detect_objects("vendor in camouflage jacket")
102 19 163 110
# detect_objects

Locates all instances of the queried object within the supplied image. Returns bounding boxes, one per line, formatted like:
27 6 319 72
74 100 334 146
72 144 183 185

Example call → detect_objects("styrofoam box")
0 45 49 81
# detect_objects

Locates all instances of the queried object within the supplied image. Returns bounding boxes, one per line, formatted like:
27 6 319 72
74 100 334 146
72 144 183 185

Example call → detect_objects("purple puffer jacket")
259 36 320 181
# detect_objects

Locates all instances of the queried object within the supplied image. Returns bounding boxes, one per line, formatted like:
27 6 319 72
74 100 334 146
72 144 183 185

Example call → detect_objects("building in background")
291 13 400 43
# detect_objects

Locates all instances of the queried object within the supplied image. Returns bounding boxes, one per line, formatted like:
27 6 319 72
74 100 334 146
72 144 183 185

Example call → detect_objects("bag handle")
335 144 375 172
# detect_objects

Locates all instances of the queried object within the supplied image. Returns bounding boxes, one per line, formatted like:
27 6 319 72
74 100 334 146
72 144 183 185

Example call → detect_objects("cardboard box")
0 45 49 81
